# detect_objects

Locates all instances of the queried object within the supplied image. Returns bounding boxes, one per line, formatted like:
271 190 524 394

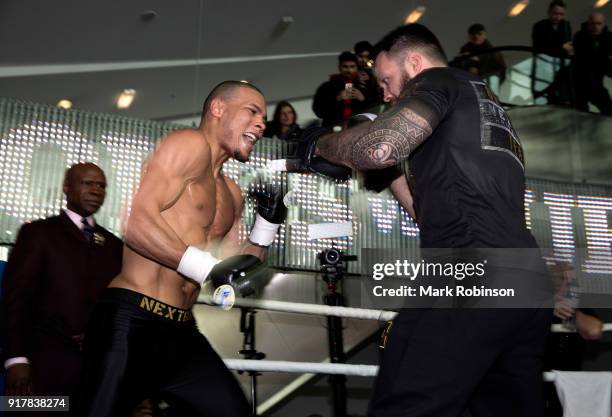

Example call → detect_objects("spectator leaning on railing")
532 0 573 58
572 12 612 115
455 23 506 83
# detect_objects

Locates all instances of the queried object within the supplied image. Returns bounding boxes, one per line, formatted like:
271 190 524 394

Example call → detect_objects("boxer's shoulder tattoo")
351 106 432 170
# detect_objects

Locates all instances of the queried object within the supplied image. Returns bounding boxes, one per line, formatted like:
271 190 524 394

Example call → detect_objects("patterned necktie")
81 217 94 242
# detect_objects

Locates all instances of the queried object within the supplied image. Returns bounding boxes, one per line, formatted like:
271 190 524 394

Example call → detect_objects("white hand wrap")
177 246 221 285
248 214 280 247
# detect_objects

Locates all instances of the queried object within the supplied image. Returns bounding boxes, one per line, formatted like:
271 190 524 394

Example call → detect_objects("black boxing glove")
248 187 287 247
209 254 265 298
287 125 352 181
252 187 287 224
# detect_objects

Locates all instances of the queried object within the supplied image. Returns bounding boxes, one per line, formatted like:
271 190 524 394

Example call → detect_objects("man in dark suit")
1 162 123 402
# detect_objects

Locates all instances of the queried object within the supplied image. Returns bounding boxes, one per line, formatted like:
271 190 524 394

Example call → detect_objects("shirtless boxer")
76 81 286 417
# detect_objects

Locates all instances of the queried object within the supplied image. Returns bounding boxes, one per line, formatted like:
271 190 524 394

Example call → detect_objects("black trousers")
369 308 552 417
75 288 251 417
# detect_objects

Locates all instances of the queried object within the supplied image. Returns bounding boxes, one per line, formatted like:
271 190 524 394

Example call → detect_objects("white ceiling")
0 0 609 121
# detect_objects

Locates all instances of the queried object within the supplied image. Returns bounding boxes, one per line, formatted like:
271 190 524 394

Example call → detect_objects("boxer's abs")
110 176 237 309
109 250 201 309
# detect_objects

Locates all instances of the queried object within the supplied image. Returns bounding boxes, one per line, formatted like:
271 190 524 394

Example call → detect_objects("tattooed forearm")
316 107 433 170
352 108 432 169
316 121 370 168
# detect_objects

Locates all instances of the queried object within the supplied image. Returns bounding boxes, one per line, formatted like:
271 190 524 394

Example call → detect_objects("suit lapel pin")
93 232 105 246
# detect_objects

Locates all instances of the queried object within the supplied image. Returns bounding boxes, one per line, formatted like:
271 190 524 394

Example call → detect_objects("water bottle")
562 279 580 331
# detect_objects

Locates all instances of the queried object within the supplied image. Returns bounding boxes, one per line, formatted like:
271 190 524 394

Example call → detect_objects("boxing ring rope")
198 294 612 332
197 293 608 410
552 323 612 332
223 359 559 381
224 359 378 377
197 294 397 321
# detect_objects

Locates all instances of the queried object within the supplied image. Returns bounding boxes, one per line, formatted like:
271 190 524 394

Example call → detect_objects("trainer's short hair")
202 80 263 116
373 23 447 65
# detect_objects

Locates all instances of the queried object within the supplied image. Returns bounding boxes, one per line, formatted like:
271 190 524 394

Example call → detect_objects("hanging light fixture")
116 89 136 109
508 0 529 17
56 99 72 109
405 6 426 24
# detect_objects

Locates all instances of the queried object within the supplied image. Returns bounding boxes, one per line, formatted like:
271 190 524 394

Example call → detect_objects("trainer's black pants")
369 308 552 417
75 288 251 417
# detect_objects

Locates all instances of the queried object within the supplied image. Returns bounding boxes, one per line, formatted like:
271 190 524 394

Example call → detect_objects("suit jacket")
0 211 122 394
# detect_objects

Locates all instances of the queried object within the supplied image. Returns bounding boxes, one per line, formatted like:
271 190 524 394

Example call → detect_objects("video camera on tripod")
318 248 357 279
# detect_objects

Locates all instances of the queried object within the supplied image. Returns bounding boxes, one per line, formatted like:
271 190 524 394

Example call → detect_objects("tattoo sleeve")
317 104 434 170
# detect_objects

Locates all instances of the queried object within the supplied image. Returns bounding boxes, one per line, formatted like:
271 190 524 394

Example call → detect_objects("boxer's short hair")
202 80 263 115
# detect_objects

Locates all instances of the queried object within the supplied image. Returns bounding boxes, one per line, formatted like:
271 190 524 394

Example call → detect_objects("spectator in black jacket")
572 13 612 114
456 23 506 82
354 40 382 109
312 51 374 128
532 0 573 58
532 1 574 105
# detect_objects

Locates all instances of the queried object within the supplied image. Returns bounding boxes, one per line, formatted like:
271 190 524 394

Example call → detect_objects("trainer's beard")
233 149 249 163
398 70 412 100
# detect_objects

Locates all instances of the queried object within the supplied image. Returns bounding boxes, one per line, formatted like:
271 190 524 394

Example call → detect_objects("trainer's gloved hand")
209 254 265 298
361 165 404 193
288 125 352 182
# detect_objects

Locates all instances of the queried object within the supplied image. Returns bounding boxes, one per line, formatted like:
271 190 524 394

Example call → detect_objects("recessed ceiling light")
595 0 609 7
117 89 136 109
57 99 72 109
405 6 426 24
140 10 158 22
508 0 529 17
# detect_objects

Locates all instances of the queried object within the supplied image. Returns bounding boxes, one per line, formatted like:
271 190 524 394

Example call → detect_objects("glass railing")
450 46 535 106
449 45 609 111
442 46 612 185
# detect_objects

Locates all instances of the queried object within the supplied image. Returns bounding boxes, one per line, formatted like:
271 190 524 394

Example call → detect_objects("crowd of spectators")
265 0 610 140
532 1 612 114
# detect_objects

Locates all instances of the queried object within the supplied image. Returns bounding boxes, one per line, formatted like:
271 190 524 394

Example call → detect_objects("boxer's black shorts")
75 288 251 417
